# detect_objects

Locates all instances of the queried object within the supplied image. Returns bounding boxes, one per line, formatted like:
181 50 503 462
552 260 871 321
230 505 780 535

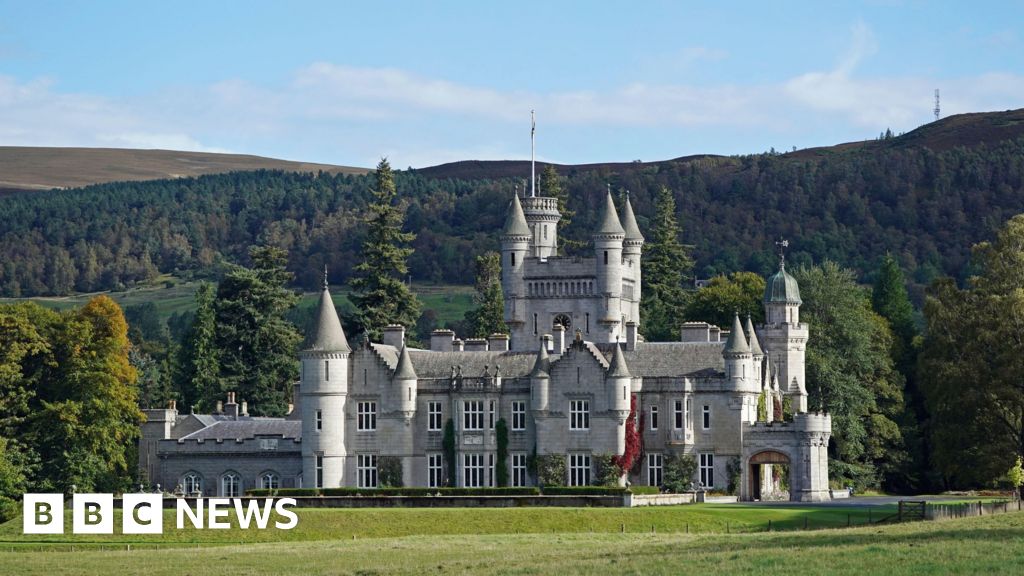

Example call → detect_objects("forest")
2 133 1024 301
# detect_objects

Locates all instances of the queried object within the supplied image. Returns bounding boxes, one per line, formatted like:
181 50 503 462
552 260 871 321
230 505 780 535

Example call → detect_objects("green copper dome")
764 265 802 304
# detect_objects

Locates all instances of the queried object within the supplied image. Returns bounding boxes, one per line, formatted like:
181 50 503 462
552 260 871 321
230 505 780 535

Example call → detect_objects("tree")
919 214 1024 487
351 158 422 341
29 296 144 493
662 453 697 492
176 283 219 411
641 186 694 341
214 246 301 416
539 164 583 254
871 254 929 492
465 252 505 338
794 262 906 490
1008 456 1024 499
685 272 766 328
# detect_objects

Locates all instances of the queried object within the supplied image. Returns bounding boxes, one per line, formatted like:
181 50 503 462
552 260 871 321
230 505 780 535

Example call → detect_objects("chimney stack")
625 321 638 351
382 324 406 349
225 392 239 420
487 333 510 352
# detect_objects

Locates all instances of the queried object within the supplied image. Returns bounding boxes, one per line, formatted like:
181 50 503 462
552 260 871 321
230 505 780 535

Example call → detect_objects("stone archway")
748 450 791 501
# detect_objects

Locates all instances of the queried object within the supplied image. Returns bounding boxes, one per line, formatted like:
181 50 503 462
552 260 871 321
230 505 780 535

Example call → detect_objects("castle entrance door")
748 450 791 501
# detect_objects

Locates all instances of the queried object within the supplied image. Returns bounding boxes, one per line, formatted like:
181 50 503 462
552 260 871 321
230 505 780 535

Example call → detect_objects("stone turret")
501 194 531 347
529 339 551 412
761 256 808 412
392 344 417 418
620 194 644 327
594 191 625 341
746 315 764 392
723 313 756 393
521 195 561 258
300 275 351 489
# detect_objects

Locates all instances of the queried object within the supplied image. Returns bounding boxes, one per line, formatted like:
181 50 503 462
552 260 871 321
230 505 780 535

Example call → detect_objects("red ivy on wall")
614 394 643 473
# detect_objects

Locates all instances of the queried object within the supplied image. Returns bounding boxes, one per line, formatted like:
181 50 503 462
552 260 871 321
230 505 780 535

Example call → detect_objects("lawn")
0 508 1022 575
0 503 898 547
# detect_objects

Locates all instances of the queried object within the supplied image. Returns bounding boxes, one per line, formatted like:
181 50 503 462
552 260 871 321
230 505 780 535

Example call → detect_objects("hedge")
245 487 541 497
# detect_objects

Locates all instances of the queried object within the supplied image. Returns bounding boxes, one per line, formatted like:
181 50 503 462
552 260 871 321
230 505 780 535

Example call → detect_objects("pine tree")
466 252 505 338
539 165 583 254
641 186 694 341
214 246 301 416
176 283 219 411
351 158 422 341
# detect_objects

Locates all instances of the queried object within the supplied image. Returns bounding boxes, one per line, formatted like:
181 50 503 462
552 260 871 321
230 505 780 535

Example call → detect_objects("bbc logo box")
23 493 163 535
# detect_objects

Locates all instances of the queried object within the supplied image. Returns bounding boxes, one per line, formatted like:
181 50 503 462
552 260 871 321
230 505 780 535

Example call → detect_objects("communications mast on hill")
934 89 940 121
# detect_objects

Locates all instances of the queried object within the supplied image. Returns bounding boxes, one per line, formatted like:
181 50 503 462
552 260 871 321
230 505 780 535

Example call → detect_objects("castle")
139 189 832 502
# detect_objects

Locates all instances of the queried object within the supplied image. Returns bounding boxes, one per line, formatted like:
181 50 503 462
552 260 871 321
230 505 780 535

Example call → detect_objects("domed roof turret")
304 279 350 353
764 263 802 304
502 194 531 237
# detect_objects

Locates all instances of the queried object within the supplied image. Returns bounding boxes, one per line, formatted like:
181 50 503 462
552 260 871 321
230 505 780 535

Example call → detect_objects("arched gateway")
740 413 832 502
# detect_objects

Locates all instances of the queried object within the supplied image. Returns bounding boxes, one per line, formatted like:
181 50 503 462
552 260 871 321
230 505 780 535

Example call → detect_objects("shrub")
536 454 566 487
245 487 541 497
495 419 509 487
595 453 623 487
541 486 628 496
628 486 661 495
726 456 742 495
378 456 403 488
663 453 698 493
442 418 456 486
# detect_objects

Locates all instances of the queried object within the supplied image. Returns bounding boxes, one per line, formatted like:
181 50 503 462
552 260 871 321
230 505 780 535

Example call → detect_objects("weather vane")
775 239 789 267
323 264 329 290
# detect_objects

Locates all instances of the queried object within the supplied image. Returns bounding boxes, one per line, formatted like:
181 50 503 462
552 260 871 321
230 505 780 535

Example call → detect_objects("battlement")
521 196 559 213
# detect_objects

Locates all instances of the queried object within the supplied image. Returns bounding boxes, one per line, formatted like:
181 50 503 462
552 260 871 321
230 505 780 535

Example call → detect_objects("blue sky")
1 1 1021 168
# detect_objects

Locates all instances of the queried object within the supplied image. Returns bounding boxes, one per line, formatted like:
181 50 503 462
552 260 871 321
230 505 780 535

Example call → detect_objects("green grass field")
0 506 1022 575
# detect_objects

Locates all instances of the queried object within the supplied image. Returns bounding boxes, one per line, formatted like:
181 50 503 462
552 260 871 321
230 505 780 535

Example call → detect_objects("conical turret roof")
530 340 550 378
745 315 763 357
607 342 631 378
502 194 531 237
723 313 750 355
394 344 417 380
305 286 350 353
595 191 625 236
621 195 644 242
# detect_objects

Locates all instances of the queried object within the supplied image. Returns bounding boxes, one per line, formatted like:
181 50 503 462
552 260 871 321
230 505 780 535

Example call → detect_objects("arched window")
183 472 203 495
221 472 241 497
261 471 280 490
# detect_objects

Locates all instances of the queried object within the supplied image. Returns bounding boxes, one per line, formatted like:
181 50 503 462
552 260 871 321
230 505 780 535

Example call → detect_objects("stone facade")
139 190 832 502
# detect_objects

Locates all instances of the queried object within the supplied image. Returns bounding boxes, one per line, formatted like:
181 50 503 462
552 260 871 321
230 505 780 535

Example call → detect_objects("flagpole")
530 110 536 198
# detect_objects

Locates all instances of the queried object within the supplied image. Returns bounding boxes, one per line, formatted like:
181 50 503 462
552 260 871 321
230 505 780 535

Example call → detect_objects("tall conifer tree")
641 186 694 340
351 158 422 341
177 282 219 410
466 252 505 338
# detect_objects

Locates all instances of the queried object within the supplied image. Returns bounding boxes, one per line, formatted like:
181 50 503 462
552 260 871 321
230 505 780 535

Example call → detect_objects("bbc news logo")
23 494 298 534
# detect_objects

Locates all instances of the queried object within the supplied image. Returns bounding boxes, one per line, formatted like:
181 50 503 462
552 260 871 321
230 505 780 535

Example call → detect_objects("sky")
1 1 1022 168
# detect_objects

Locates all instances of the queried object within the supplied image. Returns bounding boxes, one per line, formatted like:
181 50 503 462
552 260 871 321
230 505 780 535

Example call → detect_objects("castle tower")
761 256 808 412
521 195 561 258
501 194 531 348
620 194 644 326
300 276 351 489
606 343 633 451
383 342 417 485
745 315 764 392
723 313 756 393
594 191 626 342
529 339 551 413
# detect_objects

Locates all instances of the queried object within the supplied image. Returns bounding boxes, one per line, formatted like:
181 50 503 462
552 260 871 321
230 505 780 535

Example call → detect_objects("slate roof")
394 345 418 379
595 191 625 236
304 288 350 352
502 194 531 237
179 419 301 441
593 342 724 378
607 343 631 378
723 314 751 355
370 344 540 379
621 196 644 243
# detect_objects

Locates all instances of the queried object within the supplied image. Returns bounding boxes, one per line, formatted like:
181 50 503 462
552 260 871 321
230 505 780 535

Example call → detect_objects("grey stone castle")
140 189 832 502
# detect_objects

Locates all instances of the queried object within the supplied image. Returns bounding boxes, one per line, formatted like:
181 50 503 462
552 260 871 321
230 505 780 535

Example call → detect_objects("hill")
0 146 367 193
2 108 1024 301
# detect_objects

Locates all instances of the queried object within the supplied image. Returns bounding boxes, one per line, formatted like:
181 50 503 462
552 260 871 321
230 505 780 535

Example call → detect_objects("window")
324 359 330 381
511 253 516 267
673 400 684 430
512 401 526 431
358 401 377 431
357 454 378 488
428 401 443 431
463 453 484 488
511 453 528 487
488 453 496 487
463 400 484 430
647 453 663 487
183 472 202 495
261 472 280 490
650 405 659 430
315 409 322 431
604 251 609 265
315 454 323 488
221 472 240 497
428 453 444 488
702 405 711 430
488 400 496 429
570 400 590 430
568 453 591 486
699 453 714 488
543 225 548 239
534 313 538 335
